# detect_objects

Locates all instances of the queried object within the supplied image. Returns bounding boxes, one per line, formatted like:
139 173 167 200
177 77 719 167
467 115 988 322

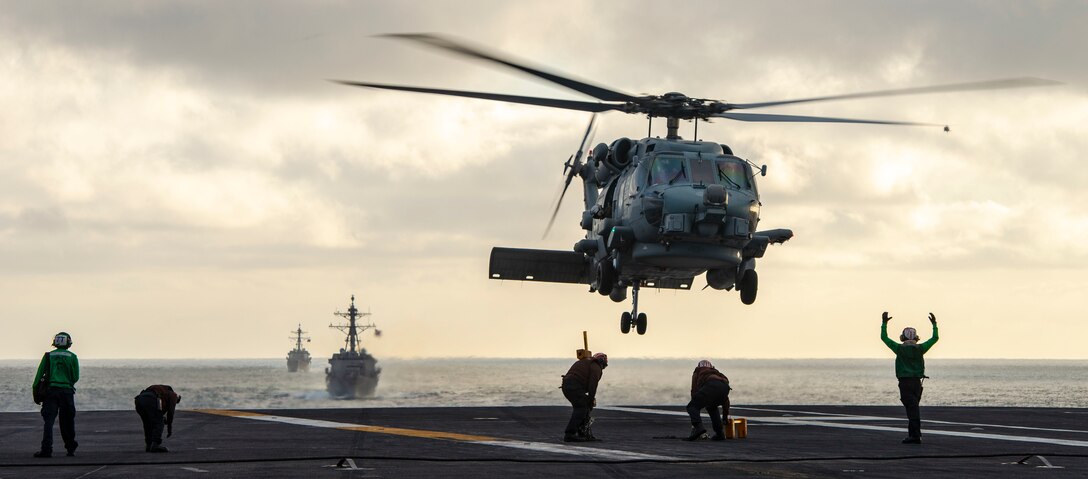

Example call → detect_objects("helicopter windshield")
716 158 750 189
649 156 688 186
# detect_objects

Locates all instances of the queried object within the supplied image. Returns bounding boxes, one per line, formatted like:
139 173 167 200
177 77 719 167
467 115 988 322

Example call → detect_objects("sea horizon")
3 358 1085 412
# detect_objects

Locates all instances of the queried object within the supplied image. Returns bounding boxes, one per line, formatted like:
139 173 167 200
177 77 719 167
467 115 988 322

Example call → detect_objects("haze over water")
2 358 1084 412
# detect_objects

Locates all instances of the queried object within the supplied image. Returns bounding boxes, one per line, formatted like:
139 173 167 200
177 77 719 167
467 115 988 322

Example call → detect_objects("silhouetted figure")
561 353 607 442
881 312 939 444
685 360 731 441
32 332 80 458
134 385 181 452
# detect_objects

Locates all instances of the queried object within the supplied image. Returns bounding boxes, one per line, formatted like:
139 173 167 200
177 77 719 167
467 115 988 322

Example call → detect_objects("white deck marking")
475 440 675 461
735 406 1088 434
180 467 209 473
601 406 1088 448
199 410 676 461
73 466 107 478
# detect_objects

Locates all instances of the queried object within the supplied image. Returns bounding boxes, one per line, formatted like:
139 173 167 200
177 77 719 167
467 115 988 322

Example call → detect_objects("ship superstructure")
326 295 381 398
286 324 311 372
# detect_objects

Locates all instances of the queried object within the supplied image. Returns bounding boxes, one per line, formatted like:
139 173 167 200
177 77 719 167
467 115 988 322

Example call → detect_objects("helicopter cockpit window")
648 156 688 186
690 158 717 185
715 159 751 189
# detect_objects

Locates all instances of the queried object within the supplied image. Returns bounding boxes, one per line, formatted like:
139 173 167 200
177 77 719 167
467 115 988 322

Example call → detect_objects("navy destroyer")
286 324 311 372
326 295 381 398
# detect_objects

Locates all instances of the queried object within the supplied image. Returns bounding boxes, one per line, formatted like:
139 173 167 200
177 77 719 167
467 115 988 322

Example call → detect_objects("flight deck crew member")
31 332 80 458
685 360 731 441
134 385 181 452
561 352 607 442
881 312 939 444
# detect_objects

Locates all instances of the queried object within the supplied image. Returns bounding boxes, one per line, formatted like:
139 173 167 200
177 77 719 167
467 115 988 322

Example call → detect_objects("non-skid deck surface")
1 405 1085 477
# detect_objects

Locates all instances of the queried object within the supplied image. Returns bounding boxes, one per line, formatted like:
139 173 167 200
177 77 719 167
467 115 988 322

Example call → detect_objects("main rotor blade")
332 80 621 113
713 112 945 127
381 33 640 103
543 180 573 239
727 77 1061 110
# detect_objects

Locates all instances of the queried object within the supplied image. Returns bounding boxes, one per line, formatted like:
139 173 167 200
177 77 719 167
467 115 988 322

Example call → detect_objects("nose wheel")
618 282 648 335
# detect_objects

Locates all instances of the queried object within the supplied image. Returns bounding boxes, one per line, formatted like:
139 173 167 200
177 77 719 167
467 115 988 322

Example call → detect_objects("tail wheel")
740 270 758 305
620 311 632 334
635 313 647 335
596 261 615 296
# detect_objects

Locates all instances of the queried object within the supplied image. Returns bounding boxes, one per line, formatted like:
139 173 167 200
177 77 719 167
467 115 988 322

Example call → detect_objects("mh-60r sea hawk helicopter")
336 34 1056 335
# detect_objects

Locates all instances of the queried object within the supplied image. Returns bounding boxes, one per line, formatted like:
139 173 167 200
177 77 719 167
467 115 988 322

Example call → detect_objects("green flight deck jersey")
32 348 80 391
881 322 938 378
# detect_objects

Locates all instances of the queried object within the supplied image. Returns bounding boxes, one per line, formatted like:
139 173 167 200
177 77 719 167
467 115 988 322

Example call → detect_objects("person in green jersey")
31 332 80 458
881 312 939 444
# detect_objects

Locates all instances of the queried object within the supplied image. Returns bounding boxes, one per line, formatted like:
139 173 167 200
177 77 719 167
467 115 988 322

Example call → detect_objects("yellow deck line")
339 425 496 441
195 408 679 461
196 409 497 442
197 409 265 418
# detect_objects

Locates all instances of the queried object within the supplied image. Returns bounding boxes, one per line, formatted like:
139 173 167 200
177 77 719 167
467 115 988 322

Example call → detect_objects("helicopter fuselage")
579 136 780 291
489 135 793 311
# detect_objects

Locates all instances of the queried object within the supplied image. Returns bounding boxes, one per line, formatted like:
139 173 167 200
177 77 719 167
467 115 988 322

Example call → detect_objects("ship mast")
330 295 376 355
290 324 310 352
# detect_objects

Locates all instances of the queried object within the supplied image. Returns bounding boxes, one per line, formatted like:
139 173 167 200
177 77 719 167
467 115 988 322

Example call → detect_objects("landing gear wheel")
620 311 632 334
596 261 615 296
635 313 647 335
740 270 758 305
609 286 627 303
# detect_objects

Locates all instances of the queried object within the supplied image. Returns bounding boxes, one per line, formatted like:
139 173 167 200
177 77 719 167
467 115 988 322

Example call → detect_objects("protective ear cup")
52 332 72 348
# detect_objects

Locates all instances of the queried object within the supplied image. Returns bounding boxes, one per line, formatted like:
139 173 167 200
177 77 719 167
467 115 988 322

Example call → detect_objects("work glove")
882 311 892 323
929 313 936 324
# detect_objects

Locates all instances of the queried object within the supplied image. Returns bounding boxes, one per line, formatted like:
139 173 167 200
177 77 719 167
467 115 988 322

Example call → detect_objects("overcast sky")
2 1 1086 360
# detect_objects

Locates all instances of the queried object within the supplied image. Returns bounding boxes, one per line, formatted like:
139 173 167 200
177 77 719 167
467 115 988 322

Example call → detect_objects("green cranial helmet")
52 332 72 349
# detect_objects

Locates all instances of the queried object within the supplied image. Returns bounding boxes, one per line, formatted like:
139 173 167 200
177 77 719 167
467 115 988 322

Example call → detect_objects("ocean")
1 358 1085 412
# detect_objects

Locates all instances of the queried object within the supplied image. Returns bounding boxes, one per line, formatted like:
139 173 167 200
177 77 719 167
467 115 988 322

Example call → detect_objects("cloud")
1 1 1087 358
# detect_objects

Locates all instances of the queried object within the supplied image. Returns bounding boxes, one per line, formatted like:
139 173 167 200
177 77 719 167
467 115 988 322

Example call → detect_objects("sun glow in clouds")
871 155 915 195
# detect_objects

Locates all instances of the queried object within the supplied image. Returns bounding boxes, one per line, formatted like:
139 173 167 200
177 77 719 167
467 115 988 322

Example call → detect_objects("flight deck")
1 405 1085 477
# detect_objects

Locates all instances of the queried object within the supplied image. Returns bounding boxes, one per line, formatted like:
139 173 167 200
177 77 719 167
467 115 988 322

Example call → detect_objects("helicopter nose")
704 184 728 206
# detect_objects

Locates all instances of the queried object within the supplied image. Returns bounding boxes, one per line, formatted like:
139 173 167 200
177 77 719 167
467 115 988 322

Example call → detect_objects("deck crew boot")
711 425 726 441
685 425 708 441
578 424 600 442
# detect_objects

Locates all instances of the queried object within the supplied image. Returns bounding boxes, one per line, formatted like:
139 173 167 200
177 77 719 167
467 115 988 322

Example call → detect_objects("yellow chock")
724 417 747 439
733 418 748 439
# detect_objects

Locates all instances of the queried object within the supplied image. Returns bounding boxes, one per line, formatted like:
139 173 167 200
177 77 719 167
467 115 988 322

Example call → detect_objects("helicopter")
336 34 1057 335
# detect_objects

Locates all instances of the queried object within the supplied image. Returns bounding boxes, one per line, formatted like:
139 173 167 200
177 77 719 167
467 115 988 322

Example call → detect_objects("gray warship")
326 295 381 398
286 324 311 372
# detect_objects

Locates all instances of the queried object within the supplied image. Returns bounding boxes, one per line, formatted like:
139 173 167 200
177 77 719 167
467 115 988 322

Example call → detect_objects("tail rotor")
544 114 597 238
